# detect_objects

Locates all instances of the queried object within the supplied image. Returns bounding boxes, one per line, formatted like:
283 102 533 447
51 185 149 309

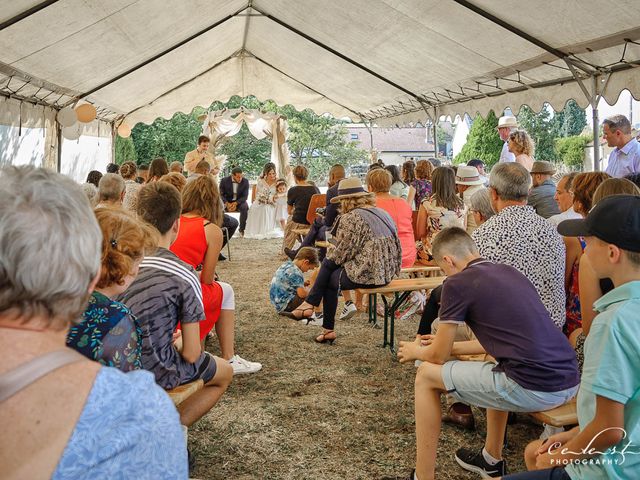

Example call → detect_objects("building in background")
345 123 435 165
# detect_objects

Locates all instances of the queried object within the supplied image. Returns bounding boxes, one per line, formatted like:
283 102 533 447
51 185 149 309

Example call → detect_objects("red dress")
170 216 223 340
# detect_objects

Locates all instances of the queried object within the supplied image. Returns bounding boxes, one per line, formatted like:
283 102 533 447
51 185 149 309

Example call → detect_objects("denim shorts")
441 360 579 412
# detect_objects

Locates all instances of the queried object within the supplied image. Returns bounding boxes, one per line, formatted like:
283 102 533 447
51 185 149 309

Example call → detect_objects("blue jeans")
306 258 383 330
502 467 570 479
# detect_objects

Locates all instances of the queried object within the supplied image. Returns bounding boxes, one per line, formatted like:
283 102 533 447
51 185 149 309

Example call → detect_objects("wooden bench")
358 277 445 352
315 240 330 248
401 263 443 276
167 379 204 407
292 227 310 237
530 399 578 427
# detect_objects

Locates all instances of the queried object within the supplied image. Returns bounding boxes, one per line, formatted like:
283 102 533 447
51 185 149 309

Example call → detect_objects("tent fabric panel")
90 16 245 114
0 0 245 92
0 0 46 24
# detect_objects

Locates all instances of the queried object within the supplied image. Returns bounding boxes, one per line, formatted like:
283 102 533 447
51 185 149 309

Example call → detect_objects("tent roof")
1 0 639 126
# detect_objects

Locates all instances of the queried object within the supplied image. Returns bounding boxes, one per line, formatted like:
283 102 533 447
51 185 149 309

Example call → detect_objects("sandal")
280 306 315 320
315 330 336 344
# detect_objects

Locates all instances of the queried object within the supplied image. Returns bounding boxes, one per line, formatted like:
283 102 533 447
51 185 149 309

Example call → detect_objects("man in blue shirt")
503 194 640 480
603 115 640 178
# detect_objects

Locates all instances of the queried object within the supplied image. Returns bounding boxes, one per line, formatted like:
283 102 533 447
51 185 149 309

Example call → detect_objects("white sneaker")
306 314 323 326
339 302 357 320
229 354 262 375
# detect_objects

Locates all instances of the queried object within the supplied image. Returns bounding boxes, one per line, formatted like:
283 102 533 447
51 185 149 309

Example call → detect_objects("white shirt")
547 206 582 227
232 182 238 201
499 141 516 163
604 138 640 178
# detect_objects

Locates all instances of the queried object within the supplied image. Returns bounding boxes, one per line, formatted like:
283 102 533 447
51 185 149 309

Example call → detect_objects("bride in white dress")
244 163 284 239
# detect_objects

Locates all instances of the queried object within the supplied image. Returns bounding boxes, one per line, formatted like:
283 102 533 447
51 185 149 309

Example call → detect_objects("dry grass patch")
190 238 541 479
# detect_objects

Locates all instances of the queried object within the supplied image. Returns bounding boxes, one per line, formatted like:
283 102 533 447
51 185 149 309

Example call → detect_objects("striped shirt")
118 248 206 389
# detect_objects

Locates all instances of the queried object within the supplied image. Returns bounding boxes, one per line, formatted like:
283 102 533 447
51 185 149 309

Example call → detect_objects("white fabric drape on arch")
202 108 291 180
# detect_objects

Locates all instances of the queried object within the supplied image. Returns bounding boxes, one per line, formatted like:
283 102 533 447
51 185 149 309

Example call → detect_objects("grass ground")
190 238 541 479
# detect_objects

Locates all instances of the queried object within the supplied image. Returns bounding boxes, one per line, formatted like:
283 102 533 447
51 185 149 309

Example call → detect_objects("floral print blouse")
67 291 143 372
420 196 467 254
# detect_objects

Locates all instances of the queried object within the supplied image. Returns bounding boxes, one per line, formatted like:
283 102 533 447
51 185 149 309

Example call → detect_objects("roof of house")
346 125 433 153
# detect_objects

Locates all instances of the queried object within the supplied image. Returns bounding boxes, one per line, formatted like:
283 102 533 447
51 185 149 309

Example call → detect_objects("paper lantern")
57 107 77 127
62 123 83 140
75 103 97 123
117 123 132 138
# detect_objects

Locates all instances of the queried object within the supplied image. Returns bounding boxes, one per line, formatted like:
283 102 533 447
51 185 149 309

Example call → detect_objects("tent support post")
433 106 439 159
56 123 62 173
592 96 600 171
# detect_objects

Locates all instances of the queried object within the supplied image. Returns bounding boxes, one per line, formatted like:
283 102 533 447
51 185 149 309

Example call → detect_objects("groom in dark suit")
220 166 250 236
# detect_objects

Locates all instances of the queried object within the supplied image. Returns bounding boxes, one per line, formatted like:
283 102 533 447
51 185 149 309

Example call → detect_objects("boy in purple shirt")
398 227 579 479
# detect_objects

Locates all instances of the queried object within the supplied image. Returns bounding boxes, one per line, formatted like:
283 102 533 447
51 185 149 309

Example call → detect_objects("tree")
551 100 587 137
516 105 558 162
218 123 271 178
453 111 503 167
114 135 137 165
555 135 588 168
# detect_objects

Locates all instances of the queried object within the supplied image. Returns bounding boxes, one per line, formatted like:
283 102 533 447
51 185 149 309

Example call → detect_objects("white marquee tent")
1 0 639 178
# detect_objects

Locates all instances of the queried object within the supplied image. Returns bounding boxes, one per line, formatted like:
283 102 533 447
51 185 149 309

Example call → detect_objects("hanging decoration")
57 106 77 127
117 122 132 138
75 103 97 123
62 122 83 140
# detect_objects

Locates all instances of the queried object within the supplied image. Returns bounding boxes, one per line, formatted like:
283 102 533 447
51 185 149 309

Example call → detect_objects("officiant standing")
220 167 250 236
184 135 221 175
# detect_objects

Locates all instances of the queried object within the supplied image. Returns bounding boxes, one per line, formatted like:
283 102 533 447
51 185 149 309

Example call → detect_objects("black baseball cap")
557 194 640 252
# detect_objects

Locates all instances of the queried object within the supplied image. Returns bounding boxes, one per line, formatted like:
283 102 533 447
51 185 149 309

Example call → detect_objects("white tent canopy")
1 0 639 169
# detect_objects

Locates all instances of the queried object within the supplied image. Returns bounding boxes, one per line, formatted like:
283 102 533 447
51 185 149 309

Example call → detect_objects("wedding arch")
201 107 292 178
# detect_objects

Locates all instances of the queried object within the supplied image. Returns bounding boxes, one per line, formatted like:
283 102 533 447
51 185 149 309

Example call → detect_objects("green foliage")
453 111 503 167
551 100 587 137
218 124 272 178
517 105 558 162
130 107 207 165
114 136 137 165
555 135 588 168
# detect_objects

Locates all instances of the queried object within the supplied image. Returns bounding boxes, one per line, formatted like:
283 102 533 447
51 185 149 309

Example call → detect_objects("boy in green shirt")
503 194 640 479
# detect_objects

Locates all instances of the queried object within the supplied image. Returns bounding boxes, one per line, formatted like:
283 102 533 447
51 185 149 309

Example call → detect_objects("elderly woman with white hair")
0 167 187 478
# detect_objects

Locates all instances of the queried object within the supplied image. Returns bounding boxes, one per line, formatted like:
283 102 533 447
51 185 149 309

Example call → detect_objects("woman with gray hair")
469 188 495 226
0 167 187 478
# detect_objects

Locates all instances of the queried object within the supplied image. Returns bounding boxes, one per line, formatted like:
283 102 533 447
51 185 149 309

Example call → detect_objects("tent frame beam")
66 3 251 106
0 0 61 31
250 5 431 105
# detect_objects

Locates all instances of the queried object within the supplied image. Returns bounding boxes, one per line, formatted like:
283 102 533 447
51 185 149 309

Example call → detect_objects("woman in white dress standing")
244 163 283 239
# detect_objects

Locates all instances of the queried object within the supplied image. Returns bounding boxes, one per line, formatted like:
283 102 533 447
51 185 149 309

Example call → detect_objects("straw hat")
455 165 485 186
530 161 556 175
330 177 370 203
497 115 518 129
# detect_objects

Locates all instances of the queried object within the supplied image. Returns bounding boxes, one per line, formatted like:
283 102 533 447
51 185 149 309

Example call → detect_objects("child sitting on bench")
270 247 319 321
503 195 640 479
397 227 579 480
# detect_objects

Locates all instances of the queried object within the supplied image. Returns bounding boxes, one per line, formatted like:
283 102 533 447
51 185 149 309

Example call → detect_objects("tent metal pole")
56 123 62 173
0 0 60 31
592 76 600 171
433 106 439 159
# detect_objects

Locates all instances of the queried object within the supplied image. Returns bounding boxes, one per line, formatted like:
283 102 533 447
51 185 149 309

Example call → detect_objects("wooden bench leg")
388 291 410 354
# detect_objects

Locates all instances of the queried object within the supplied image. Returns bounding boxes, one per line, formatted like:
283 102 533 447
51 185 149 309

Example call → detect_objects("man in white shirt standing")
548 172 581 226
603 114 640 178
497 115 518 163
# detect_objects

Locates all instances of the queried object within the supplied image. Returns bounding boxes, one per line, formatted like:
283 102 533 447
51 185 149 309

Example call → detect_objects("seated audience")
368 168 417 268
136 163 149 184
0 166 187 478
508 130 535 171
170 176 261 375
170 161 183 173
625 171 640 188
159 172 187 193
67 208 156 372
528 161 560 218
118 182 233 427
146 157 169 183
284 164 345 261
602 114 640 177
270 247 320 318
473 162 565 328
386 164 409 199
416 166 467 263
186 159 211 182
220 166 250 236
282 165 320 253
305 178 401 344
547 172 580 226
398 227 579 480
467 158 489 186
96 173 125 208
81 182 98 206
504 195 640 479
402 160 417 206
455 165 486 234
86 169 102 187
120 161 141 212
469 187 495 226
106 162 120 174
408 159 434 210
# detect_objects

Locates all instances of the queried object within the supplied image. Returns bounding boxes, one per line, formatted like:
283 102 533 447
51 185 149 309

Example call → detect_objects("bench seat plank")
167 379 204 406
530 399 578 427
